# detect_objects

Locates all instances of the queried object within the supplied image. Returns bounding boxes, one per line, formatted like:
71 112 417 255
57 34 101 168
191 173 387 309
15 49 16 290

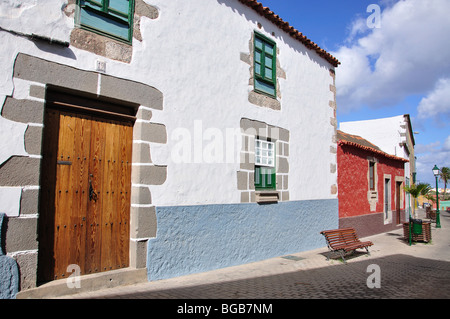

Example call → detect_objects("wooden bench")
427 210 437 222
320 228 374 263
425 206 436 222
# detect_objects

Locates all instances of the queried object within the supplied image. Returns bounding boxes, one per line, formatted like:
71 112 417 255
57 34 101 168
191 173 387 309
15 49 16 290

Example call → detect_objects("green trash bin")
411 218 423 235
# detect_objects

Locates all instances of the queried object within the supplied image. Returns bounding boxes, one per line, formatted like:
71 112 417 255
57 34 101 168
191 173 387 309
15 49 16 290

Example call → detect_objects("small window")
369 161 375 190
78 0 134 43
255 139 276 190
254 32 276 97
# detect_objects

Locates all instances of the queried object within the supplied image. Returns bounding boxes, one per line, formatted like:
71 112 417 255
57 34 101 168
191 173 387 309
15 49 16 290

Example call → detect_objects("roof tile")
238 0 340 67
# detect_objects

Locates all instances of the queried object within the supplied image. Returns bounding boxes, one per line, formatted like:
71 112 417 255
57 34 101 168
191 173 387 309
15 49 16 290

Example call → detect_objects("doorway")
37 93 134 283
384 178 391 221
396 181 402 224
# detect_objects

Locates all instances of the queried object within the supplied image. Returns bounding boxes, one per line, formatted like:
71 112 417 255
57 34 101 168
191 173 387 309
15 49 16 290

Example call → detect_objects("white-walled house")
0 0 339 296
340 115 416 214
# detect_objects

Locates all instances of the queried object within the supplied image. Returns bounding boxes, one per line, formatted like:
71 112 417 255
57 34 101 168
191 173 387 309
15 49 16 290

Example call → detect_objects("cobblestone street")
62 208 450 300
76 254 449 299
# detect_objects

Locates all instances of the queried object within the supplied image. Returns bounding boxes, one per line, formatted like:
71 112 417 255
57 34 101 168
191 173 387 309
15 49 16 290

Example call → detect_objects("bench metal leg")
326 249 348 263
339 250 347 264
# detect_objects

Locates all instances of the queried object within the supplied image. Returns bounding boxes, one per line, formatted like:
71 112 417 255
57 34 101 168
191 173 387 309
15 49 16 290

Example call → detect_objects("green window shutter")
255 166 276 190
254 139 276 190
254 32 276 97
78 0 134 43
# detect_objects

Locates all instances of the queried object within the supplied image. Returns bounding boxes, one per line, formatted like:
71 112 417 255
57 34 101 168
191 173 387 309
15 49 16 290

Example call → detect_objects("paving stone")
57 208 450 300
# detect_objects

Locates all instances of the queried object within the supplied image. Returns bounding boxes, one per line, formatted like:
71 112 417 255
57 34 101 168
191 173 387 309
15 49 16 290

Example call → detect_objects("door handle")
89 176 98 202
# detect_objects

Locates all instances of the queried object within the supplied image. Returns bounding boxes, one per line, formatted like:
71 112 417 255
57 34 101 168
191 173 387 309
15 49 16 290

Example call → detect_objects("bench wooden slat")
320 227 373 263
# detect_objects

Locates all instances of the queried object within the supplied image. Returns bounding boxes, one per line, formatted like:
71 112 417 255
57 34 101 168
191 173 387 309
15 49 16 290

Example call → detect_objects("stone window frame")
367 156 378 212
240 31 286 111
238 118 289 203
65 0 159 63
369 160 376 191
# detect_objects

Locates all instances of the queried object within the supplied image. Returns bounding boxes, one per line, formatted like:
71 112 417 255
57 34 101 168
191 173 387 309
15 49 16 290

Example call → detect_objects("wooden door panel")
54 113 77 279
101 120 119 272
39 105 133 282
117 123 132 268
85 117 106 275
68 114 90 275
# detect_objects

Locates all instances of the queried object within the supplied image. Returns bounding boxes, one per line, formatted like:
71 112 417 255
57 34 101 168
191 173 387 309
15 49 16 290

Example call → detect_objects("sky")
259 0 450 187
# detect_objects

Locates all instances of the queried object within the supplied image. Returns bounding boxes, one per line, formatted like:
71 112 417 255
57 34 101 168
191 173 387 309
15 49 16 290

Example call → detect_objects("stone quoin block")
1 98 44 124
100 74 163 110
133 122 167 144
4 217 38 253
132 142 152 164
0 157 40 187
131 165 167 185
20 189 40 215
14 54 98 95
131 186 152 205
130 206 157 239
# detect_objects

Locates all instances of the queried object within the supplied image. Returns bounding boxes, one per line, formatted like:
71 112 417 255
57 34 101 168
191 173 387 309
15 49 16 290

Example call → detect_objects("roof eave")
238 0 340 67
338 140 409 163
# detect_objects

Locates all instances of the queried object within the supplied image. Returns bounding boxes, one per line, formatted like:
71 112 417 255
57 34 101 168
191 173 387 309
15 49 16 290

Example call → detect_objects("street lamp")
432 165 441 228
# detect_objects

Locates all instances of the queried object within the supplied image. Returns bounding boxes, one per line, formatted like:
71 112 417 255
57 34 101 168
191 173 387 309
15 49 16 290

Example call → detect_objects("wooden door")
38 107 133 282
396 182 402 224
384 178 390 220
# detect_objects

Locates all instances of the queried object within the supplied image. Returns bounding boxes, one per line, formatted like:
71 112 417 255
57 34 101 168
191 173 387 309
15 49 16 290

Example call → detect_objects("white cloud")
443 136 450 151
332 0 450 112
414 136 450 185
345 17 368 44
417 77 450 121
414 141 441 155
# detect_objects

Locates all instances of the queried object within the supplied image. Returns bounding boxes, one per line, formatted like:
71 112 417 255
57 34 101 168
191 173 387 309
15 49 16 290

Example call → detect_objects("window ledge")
248 90 281 110
255 191 279 203
70 28 132 64
368 190 378 200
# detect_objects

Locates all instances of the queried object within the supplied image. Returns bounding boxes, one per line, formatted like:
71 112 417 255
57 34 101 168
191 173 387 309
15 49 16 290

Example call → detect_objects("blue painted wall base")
147 199 338 281
0 213 19 299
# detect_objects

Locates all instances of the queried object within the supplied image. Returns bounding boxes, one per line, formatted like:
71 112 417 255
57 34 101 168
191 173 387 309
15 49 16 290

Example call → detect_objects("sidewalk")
53 208 450 299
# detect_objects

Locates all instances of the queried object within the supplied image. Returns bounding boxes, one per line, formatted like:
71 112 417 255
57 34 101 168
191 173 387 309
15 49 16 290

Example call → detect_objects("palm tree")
439 167 450 200
404 183 433 218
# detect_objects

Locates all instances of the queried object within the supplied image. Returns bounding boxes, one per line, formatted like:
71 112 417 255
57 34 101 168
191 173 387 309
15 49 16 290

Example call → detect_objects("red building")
337 131 409 237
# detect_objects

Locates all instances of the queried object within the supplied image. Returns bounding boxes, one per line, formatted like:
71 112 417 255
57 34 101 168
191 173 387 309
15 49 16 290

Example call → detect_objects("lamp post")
432 165 441 228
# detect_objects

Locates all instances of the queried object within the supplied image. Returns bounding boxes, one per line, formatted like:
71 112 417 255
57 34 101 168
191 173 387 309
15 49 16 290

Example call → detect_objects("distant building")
340 115 416 213
337 131 408 237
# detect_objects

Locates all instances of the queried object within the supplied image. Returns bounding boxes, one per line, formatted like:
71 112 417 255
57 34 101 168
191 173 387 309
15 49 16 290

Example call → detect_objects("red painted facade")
337 131 408 237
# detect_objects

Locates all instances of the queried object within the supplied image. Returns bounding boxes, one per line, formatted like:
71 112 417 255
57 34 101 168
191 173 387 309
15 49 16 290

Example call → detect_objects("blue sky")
259 0 450 187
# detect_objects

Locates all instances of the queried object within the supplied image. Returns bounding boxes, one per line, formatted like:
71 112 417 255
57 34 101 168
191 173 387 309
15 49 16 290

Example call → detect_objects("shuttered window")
254 32 277 97
255 139 276 190
369 161 375 190
78 0 134 43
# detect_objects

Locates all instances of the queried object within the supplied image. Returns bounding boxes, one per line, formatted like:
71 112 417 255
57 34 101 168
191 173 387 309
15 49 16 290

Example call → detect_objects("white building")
0 0 340 296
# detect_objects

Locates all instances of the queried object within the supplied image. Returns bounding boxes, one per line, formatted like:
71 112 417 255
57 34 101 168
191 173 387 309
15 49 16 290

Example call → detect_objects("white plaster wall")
0 0 336 211
0 0 73 41
340 115 406 157
143 0 336 205
0 187 21 217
